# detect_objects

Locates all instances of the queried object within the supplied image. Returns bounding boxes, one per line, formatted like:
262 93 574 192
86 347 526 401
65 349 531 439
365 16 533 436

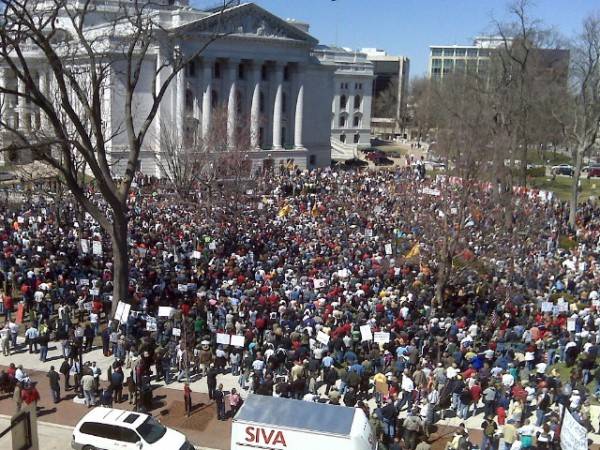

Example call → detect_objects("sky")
200 0 599 78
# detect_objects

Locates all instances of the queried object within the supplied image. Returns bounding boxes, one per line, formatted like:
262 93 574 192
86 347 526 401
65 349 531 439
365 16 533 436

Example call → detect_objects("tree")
156 104 253 204
408 76 437 144
555 14 600 227
0 0 232 314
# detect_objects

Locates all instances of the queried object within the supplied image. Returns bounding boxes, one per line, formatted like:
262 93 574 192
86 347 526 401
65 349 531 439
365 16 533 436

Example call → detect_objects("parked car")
373 157 394 166
72 408 194 450
359 147 378 154
586 164 600 178
343 158 368 168
551 164 574 176
365 151 386 161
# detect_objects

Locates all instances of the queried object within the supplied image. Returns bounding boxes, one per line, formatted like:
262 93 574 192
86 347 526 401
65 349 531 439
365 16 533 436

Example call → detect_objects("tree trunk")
110 210 129 317
569 149 584 228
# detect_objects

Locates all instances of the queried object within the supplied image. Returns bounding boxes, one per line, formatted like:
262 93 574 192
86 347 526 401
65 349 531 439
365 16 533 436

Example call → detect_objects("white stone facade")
0 1 335 173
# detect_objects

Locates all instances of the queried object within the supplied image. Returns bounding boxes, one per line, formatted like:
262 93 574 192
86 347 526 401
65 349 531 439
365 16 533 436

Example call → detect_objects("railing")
330 137 359 161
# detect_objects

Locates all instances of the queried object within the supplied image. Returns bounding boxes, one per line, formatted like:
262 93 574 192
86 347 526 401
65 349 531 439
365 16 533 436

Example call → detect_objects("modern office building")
313 45 374 159
361 49 410 140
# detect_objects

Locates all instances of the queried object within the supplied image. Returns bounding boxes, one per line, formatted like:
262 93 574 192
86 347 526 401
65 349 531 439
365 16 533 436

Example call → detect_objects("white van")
71 408 194 450
231 395 377 450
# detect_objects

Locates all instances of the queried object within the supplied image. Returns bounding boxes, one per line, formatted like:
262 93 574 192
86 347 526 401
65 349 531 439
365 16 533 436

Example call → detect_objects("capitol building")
0 0 367 175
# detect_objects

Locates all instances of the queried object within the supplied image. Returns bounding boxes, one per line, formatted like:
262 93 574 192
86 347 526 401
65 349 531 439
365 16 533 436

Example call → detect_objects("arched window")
353 115 360 127
185 89 194 112
354 95 361 110
338 115 347 128
353 133 360 144
340 94 347 110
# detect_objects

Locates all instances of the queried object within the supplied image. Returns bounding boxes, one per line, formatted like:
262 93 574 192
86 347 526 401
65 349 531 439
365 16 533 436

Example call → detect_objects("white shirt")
89 312 99 324
401 374 414 392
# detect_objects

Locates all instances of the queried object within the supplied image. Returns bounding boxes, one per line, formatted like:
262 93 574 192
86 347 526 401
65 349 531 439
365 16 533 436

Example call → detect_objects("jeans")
83 389 95 406
546 348 556 366
217 401 225 419
383 418 396 437
230 363 239 376
536 409 545 427
40 346 48 362
459 402 470 419
51 387 60 403
582 369 592 386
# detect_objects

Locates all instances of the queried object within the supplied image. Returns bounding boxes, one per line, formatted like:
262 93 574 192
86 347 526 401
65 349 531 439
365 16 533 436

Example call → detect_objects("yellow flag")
311 204 319 217
277 204 291 218
406 243 420 259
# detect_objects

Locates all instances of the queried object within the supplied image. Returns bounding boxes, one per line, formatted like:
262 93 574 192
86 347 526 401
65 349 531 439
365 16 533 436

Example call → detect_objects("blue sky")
199 0 599 78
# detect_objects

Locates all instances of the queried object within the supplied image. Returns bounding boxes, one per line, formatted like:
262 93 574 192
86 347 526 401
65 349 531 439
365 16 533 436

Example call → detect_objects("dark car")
343 158 368 168
366 151 386 161
551 164 574 176
373 157 394 166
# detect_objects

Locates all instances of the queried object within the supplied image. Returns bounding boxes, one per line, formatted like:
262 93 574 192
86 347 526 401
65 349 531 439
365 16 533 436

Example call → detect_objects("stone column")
175 63 185 139
201 58 213 138
294 69 304 149
250 61 262 149
38 70 48 129
272 62 284 150
0 70 6 123
226 59 238 148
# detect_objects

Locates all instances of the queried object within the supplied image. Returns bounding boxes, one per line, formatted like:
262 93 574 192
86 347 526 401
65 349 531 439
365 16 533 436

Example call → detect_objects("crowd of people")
0 164 599 450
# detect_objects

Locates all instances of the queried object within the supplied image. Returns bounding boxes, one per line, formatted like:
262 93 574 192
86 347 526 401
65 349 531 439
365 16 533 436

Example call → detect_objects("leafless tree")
408 76 438 145
0 0 233 314
554 13 600 227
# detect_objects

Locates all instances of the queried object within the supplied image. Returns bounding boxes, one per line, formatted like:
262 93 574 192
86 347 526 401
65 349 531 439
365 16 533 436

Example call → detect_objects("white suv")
71 408 195 450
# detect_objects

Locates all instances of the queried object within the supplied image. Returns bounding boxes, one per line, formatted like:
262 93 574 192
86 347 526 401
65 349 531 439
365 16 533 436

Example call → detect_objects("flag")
277 204 291 218
311 204 319 217
405 243 420 259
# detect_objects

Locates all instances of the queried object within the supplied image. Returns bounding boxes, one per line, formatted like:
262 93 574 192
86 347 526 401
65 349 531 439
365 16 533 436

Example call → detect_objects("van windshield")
137 417 167 444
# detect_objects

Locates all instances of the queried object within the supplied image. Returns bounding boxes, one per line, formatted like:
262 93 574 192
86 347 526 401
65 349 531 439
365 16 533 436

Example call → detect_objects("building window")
187 61 196 77
214 62 221 79
431 58 442 68
259 91 265 113
283 65 290 81
309 154 316 166
354 95 361 110
261 65 268 81
353 133 360 143
238 64 244 80
467 49 478 57
443 48 454 57
338 115 347 127
455 49 466 57
340 95 347 110
353 115 360 127
185 89 194 112
431 48 443 56
340 134 346 143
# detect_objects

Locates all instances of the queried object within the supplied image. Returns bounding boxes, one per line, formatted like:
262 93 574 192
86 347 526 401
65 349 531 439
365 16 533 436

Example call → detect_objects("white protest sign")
385 244 393 255
80 239 89 254
216 333 231 345
17 216 24 224
92 241 102 256
557 302 569 312
360 325 373 342
178 284 188 293
567 318 576 332
561 407 588 450
114 301 131 323
90 288 99 296
172 328 181 337
158 306 175 317
83 302 93 311
80 279 90 286
230 335 245 348
209 242 217 250
313 279 326 289
420 187 441 196
374 332 391 344
316 331 330 345
192 251 202 259
541 302 553 313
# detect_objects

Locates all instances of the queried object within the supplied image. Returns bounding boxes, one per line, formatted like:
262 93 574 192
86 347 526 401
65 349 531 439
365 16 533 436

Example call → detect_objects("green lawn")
529 175 600 202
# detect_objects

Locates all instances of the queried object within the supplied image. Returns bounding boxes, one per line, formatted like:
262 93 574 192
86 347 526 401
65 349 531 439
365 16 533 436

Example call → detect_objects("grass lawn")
526 151 572 166
529 175 600 202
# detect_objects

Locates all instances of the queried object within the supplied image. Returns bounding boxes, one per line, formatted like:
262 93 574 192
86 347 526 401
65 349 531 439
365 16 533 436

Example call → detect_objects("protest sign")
385 244 393 255
313 279 326 289
80 239 89 254
561 407 588 450
192 251 202 259
158 306 175 317
216 333 231 345
83 302 93 311
172 328 181 337
374 332 390 344
360 325 373 342
230 335 245 348
92 241 102 256
541 302 553 313
146 317 157 332
567 318 576 332
114 302 131 323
